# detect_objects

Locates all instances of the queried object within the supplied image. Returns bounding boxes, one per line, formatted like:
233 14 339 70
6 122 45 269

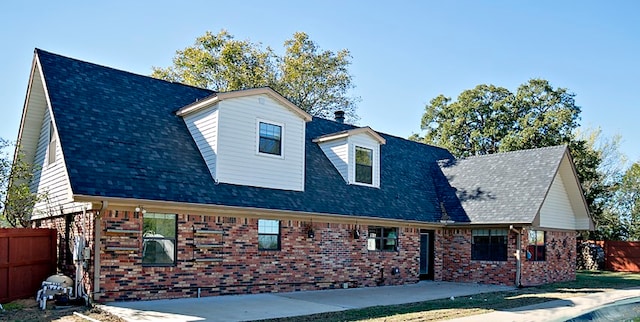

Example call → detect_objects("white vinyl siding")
183 106 219 180
317 138 349 182
30 111 76 217
19 60 49 168
539 171 575 230
216 95 306 191
348 134 381 188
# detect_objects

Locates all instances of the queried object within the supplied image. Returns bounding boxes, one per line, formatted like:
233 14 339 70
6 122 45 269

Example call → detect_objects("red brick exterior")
440 228 518 285
96 210 424 302
36 209 578 302
440 228 577 287
520 229 576 286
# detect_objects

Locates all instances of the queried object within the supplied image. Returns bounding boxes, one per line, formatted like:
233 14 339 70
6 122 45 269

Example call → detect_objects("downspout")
77 206 89 305
93 201 107 301
510 225 521 287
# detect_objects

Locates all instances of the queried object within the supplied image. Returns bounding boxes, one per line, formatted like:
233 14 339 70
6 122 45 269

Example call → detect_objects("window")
47 121 57 165
258 219 280 250
355 146 373 184
527 230 545 261
472 229 507 261
258 122 282 156
142 213 177 266
367 227 398 251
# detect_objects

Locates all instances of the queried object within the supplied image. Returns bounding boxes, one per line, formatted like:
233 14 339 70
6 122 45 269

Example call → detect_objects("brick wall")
96 210 423 302
520 230 576 286
440 228 518 285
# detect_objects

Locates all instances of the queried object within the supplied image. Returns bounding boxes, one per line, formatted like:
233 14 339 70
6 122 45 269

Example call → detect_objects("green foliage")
606 162 640 241
620 163 640 240
575 129 629 240
0 139 44 227
501 79 580 151
152 30 359 121
421 85 513 157
420 79 580 157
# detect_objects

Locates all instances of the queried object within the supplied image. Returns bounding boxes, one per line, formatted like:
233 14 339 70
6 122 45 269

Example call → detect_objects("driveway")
100 281 513 322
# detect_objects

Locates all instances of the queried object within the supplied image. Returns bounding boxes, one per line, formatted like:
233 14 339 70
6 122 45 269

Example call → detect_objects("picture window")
471 229 507 261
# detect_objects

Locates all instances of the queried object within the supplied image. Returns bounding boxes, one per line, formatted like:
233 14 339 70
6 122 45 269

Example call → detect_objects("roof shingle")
36 49 460 223
439 145 568 224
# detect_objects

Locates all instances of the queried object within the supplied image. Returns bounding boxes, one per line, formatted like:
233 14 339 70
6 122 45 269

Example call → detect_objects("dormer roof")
312 126 386 144
175 87 312 122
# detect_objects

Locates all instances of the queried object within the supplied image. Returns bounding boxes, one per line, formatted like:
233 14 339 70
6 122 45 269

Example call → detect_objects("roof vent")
334 110 345 123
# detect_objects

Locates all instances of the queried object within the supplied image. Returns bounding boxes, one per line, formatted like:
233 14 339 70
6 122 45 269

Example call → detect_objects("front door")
419 230 434 280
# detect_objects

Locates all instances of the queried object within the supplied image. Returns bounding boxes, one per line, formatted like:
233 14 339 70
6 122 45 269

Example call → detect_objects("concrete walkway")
100 283 640 322
100 281 513 322
449 287 640 322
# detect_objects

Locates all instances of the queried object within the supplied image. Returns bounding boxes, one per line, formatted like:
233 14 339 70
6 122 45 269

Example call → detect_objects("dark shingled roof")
439 145 568 224
36 49 464 223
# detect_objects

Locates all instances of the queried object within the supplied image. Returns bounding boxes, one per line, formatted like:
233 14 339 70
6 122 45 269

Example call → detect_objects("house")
11 49 593 302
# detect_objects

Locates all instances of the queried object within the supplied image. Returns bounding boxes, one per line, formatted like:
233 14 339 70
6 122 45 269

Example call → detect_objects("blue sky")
1 1 638 163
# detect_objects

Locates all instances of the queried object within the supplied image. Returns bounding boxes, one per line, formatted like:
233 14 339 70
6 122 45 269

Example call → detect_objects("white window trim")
255 118 285 159
351 144 377 187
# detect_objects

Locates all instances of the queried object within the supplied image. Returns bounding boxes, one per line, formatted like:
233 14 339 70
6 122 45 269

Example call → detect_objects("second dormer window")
355 146 373 184
259 122 282 156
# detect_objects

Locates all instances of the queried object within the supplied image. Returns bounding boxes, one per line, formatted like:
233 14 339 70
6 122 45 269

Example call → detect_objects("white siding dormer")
183 106 220 179
314 127 385 188
177 88 312 192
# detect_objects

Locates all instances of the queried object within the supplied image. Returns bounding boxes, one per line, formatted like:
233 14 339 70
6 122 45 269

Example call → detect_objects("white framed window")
258 219 280 250
256 120 284 157
142 213 177 266
355 146 373 184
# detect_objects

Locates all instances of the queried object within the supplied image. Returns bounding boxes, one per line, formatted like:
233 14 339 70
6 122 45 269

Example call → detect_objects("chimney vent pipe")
334 110 345 123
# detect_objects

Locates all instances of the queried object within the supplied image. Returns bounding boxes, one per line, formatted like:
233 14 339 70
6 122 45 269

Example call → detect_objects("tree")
0 139 44 227
152 30 359 121
501 79 581 151
619 163 640 240
419 79 580 157
419 84 513 157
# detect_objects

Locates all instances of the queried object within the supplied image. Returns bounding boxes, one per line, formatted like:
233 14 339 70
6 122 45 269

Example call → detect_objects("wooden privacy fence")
0 228 57 303
593 240 640 272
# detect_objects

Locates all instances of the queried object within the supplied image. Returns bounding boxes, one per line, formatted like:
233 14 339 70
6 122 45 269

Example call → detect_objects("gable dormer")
314 127 386 188
177 88 312 191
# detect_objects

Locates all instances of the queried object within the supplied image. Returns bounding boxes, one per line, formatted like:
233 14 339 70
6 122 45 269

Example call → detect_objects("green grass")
1 302 25 311
259 271 640 322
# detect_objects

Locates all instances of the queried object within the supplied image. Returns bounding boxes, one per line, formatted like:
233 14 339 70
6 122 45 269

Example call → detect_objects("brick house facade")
15 49 593 302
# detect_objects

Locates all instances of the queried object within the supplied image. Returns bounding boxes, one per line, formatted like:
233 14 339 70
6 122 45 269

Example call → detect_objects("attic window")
47 121 57 165
355 146 373 184
258 122 282 156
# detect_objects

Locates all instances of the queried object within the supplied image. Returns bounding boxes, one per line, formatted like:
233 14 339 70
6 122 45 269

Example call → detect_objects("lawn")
259 271 640 322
